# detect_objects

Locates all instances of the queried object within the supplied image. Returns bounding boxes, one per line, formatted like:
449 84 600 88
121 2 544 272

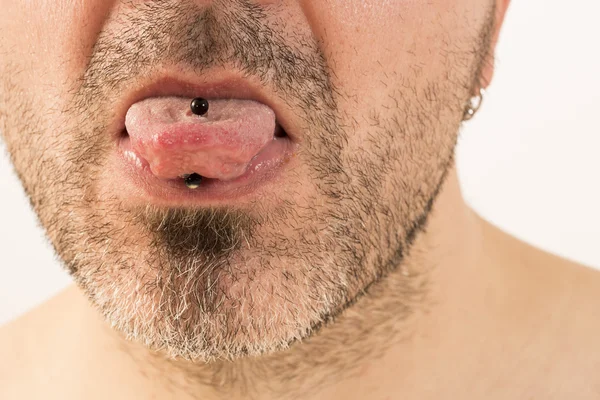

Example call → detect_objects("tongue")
124 97 276 181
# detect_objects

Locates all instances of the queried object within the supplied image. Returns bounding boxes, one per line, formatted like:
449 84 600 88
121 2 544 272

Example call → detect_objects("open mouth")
116 94 296 201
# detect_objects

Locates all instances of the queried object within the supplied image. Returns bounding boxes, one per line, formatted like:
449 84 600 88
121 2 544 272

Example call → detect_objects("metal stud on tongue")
182 173 203 189
183 98 207 189
190 97 209 116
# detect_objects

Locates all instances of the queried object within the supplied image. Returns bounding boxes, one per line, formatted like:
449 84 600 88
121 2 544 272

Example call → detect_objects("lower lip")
112 133 297 205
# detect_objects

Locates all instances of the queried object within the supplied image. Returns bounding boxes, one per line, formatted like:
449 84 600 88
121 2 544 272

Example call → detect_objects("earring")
462 88 485 121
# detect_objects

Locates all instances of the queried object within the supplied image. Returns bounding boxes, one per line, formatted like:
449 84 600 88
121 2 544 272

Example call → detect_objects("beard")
0 0 494 361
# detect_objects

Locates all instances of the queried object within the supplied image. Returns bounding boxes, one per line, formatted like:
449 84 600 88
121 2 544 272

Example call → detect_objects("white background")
1 0 599 325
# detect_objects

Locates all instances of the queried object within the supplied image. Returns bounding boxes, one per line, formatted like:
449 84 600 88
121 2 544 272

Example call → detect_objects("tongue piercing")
184 173 203 189
190 97 209 116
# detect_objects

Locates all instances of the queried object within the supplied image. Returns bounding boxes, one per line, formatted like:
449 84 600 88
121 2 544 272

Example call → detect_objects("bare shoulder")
546 255 600 396
511 228 600 338
519 238 600 396
0 286 77 399
555 255 600 342
539 248 600 322
0 307 36 398
484 218 600 317
482 219 600 396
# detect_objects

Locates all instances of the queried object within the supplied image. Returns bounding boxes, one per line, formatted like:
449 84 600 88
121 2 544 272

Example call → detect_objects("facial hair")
0 0 495 363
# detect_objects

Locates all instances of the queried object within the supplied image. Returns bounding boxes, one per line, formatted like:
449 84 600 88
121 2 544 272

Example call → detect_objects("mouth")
107 70 300 206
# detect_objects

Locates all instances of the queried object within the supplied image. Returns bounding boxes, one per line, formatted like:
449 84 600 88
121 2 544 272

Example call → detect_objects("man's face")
0 0 493 360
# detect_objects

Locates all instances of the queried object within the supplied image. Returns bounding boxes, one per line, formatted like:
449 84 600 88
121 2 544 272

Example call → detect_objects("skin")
1 0 599 399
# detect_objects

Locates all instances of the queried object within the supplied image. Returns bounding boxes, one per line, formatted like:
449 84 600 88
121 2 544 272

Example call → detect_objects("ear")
480 0 511 88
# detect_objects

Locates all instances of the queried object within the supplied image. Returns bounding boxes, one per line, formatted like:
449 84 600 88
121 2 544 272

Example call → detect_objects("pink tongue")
124 97 276 180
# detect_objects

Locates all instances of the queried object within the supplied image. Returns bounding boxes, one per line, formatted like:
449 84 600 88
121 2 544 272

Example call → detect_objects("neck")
59 167 505 399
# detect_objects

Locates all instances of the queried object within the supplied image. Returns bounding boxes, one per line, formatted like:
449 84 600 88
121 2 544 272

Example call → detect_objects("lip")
114 134 297 205
104 67 301 206
111 67 299 144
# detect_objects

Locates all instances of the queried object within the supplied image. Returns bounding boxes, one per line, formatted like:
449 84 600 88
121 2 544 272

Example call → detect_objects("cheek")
0 0 118 170
0 1 117 192
0 1 114 113
300 0 490 114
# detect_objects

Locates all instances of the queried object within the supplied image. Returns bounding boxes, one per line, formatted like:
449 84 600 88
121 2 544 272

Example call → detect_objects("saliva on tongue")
124 97 277 184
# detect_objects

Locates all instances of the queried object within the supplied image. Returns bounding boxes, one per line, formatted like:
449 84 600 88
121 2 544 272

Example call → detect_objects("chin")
74 241 341 362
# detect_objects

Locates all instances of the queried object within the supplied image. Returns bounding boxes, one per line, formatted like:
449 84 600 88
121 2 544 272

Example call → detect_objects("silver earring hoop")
462 88 485 121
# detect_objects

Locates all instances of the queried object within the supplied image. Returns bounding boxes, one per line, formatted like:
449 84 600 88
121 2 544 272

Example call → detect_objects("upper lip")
112 66 297 142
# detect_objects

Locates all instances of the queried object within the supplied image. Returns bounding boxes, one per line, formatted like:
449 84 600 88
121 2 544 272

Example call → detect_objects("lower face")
0 0 493 361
